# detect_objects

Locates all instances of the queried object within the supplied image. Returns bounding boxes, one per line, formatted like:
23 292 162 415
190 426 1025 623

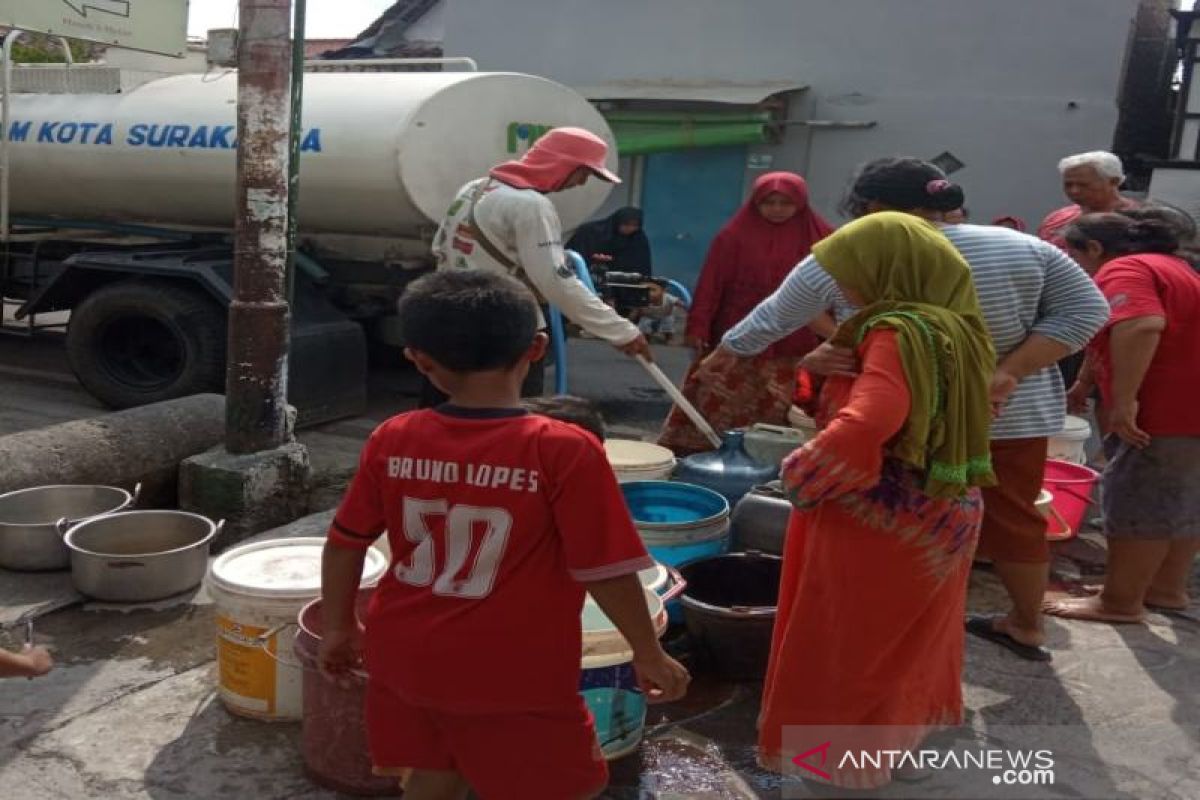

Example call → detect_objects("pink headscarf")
490 127 621 192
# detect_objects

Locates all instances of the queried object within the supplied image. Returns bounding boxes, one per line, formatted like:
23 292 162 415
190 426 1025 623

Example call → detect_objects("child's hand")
632 648 690 704
21 645 53 678
317 624 364 682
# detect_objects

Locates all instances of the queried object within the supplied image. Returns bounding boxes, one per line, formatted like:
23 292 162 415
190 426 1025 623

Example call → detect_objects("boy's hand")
632 648 690 704
21 645 53 678
317 624 364 681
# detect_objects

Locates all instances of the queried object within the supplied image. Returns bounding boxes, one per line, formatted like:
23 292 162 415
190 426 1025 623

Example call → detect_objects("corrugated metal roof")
574 79 807 104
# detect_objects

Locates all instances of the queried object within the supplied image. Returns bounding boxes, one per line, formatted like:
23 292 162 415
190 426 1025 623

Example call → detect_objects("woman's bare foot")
1043 596 1145 624
1142 591 1190 611
994 615 1045 648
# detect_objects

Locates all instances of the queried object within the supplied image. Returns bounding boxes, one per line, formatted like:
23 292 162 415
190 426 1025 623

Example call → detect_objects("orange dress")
757 329 981 790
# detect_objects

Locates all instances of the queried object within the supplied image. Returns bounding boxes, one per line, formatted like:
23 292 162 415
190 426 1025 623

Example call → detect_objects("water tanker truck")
0 70 617 423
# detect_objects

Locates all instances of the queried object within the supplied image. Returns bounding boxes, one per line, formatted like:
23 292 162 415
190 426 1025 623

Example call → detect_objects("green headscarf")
811 211 997 498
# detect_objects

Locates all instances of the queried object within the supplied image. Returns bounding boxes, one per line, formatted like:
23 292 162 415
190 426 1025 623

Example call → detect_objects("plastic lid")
1061 415 1091 434
604 439 676 470
210 536 387 599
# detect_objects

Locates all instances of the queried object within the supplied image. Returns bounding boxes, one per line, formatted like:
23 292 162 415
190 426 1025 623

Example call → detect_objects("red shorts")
366 681 608 800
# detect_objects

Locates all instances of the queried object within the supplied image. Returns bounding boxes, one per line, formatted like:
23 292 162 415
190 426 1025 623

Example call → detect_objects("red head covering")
687 172 834 357
992 215 1028 232
490 127 621 192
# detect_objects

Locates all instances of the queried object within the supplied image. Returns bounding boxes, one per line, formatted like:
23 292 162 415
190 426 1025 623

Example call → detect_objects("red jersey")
329 406 653 713
1091 254 1200 436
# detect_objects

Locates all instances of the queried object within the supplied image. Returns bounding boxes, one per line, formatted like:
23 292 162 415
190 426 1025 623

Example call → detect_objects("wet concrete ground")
2 337 1199 798
4 523 1198 799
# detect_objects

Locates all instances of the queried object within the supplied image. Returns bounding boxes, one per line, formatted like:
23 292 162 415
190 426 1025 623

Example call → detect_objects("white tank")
5 71 617 237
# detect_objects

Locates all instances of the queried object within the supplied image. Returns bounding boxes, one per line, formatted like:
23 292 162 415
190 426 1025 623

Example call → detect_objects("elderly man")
1037 151 1139 248
428 127 650 405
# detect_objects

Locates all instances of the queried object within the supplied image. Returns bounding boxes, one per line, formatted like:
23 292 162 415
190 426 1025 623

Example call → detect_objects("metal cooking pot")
0 484 139 572
64 510 221 602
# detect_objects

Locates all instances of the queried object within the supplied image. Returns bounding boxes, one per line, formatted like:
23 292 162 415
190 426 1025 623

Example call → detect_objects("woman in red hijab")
659 172 833 454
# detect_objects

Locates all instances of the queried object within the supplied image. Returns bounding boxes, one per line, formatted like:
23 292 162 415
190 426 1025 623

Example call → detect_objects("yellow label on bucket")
216 615 277 715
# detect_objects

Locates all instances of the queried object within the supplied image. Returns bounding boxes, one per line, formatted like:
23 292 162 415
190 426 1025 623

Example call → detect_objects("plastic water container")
581 587 671 760
293 589 399 796
1048 415 1092 464
604 439 677 483
206 537 388 721
787 405 819 434
1042 461 1100 541
679 552 782 680
621 481 731 568
743 423 810 471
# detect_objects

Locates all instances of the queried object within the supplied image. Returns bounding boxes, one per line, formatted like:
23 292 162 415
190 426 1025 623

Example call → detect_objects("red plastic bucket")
1041 460 1100 541
293 589 399 797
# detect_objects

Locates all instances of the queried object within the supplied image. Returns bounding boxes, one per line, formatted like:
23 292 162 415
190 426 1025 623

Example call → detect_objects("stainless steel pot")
0 484 139 572
64 510 221 602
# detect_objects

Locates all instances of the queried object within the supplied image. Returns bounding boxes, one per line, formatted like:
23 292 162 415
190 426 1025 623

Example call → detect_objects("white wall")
443 0 1140 227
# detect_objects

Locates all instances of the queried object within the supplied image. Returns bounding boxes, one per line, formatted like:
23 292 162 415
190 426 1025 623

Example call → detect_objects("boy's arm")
547 432 689 702
318 427 389 677
319 543 369 677
584 574 689 702
0 646 52 678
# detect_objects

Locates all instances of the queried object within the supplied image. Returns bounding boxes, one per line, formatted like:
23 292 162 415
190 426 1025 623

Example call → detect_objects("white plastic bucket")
1048 415 1092 464
604 439 676 483
580 587 671 760
206 536 387 721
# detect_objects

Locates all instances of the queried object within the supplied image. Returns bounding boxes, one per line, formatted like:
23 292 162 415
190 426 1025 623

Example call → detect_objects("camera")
589 266 651 318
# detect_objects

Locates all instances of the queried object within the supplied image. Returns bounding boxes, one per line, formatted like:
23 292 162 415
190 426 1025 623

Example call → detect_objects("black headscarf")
566 207 653 276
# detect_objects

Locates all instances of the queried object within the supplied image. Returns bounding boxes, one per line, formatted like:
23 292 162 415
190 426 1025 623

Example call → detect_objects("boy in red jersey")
320 271 689 800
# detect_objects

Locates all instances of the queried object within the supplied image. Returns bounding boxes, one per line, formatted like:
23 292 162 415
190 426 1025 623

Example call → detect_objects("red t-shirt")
1091 253 1200 435
329 407 653 713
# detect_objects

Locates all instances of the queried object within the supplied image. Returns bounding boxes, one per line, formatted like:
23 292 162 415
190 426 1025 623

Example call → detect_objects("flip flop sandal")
965 615 1052 662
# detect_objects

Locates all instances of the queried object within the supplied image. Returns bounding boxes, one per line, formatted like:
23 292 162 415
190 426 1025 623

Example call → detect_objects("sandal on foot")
965 615 1052 662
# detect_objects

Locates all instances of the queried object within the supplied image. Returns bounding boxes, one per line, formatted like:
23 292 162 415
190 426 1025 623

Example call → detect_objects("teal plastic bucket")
622 481 730 621
580 588 669 760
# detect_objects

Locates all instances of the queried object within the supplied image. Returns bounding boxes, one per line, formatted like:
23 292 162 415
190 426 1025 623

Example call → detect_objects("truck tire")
66 280 226 409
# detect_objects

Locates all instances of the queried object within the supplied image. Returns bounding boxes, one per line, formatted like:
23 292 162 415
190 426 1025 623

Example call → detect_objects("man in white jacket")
429 127 650 404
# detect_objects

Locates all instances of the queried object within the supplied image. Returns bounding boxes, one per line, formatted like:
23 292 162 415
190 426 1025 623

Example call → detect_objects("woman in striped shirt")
699 158 1109 662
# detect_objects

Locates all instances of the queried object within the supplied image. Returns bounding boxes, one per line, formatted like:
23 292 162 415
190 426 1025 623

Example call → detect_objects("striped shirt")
721 223 1110 440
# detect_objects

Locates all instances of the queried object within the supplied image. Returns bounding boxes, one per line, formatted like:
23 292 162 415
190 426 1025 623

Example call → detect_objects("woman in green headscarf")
759 212 995 790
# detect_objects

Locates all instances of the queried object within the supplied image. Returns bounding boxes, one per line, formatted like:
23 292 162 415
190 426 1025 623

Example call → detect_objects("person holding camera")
658 172 833 454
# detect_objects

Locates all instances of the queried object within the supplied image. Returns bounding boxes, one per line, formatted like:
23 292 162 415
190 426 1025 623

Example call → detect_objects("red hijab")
687 172 833 356
720 172 834 272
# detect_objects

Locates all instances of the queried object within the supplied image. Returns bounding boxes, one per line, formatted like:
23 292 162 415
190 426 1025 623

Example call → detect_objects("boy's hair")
399 270 539 372
521 395 607 440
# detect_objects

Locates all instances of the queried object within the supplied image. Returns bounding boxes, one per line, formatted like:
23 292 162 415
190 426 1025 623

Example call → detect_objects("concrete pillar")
179 407 311 551
0 394 225 506
227 0 293 454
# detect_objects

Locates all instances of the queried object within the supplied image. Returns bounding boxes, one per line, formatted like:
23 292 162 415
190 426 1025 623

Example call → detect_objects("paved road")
0 327 692 439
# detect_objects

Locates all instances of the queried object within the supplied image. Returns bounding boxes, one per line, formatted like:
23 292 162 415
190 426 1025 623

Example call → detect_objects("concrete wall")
443 0 1141 228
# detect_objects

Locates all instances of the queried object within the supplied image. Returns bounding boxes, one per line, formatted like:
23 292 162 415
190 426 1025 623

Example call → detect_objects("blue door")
641 147 747 290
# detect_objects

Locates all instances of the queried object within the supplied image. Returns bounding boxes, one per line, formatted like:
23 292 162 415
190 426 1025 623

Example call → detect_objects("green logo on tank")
507 122 554 154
